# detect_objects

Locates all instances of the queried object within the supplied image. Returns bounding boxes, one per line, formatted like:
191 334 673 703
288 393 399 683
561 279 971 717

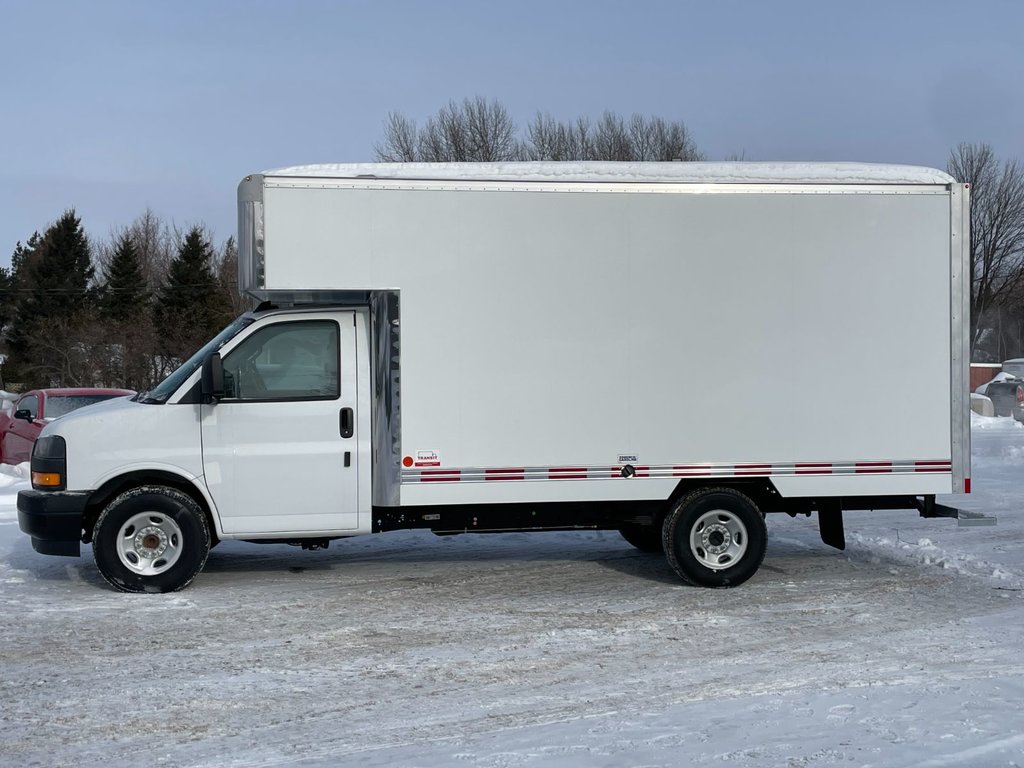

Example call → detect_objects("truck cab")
18 305 372 592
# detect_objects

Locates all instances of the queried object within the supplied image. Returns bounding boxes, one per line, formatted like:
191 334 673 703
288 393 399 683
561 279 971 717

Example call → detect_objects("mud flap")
818 500 846 550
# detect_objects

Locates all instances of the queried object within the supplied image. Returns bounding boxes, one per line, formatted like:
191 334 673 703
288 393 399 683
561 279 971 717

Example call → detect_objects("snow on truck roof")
264 161 955 186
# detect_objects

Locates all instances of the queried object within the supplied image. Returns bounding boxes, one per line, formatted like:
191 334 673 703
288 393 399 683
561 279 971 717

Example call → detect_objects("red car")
0 388 134 465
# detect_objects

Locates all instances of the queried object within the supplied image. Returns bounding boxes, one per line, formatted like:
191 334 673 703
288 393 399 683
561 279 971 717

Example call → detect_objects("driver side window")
221 320 340 402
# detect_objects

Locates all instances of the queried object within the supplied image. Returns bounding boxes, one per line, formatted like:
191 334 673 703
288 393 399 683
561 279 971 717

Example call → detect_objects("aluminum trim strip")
950 183 972 493
400 460 953 484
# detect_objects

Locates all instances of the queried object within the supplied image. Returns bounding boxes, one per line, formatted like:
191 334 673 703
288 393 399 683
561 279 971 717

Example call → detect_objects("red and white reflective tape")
401 459 953 484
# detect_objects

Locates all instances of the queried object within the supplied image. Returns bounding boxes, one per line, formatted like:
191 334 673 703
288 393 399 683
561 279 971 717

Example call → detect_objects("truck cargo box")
239 162 970 508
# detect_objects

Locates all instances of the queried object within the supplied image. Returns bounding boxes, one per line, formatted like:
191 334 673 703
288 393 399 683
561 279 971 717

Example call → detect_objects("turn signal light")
32 472 63 488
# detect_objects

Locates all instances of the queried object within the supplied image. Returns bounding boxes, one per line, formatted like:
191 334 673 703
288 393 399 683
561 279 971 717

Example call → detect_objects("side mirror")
14 408 34 422
201 353 225 402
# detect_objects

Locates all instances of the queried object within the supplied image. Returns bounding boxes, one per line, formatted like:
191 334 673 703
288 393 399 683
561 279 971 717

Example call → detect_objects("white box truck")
18 161 974 592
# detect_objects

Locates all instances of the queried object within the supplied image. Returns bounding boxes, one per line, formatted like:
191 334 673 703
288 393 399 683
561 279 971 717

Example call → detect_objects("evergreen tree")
27 210 94 316
0 266 10 337
1 233 41 333
101 232 149 322
156 226 231 362
93 231 156 390
5 212 96 386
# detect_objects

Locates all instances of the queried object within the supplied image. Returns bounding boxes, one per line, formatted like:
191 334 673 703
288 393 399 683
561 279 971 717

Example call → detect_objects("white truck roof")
264 161 955 186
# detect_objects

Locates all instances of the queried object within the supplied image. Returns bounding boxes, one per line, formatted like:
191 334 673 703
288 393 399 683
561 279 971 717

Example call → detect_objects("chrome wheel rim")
689 509 748 570
116 511 183 576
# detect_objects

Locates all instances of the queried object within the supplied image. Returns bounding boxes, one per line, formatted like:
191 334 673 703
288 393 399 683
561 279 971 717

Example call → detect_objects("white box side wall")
262 183 954 500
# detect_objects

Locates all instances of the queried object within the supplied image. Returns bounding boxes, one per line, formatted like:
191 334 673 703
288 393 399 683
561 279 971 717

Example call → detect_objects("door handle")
339 407 354 439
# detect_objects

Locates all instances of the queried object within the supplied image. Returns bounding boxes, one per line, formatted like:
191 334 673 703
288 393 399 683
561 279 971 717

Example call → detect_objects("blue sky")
2 0 1022 267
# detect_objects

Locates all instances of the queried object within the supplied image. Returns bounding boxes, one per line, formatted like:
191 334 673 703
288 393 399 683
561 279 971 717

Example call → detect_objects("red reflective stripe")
855 462 892 474
735 464 771 476
914 461 951 472
965 478 972 493
485 469 525 481
549 467 588 480
672 465 710 476
420 469 461 482
795 462 832 474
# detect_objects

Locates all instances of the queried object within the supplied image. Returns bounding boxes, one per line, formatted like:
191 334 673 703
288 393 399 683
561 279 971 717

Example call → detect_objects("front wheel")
663 487 767 588
92 485 211 593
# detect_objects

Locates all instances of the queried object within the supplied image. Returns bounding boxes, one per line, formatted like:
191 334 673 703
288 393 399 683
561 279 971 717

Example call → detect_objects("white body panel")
242 166 968 506
55 396 206 492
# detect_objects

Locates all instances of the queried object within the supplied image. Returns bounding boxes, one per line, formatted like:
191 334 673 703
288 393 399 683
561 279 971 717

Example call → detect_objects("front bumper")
17 490 90 557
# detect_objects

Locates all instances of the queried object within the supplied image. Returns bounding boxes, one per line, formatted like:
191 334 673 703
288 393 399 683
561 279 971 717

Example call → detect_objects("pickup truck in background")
976 360 1024 421
1 388 135 465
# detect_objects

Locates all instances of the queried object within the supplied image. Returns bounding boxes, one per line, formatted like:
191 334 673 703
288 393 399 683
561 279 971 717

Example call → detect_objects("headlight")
31 436 67 490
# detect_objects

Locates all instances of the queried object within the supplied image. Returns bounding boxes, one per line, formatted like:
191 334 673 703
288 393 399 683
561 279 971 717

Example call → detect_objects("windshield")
46 395 125 418
141 314 255 403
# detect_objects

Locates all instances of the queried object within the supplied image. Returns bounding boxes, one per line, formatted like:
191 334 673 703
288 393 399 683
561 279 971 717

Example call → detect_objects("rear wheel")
618 523 664 553
663 487 767 587
92 485 210 593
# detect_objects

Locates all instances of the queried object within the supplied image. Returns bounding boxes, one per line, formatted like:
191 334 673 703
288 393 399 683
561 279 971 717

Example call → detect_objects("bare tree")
376 112 419 162
948 143 1024 359
377 100 704 164
521 110 703 161
629 114 703 161
463 97 517 161
375 97 519 162
125 209 176 291
522 114 593 160
593 112 632 161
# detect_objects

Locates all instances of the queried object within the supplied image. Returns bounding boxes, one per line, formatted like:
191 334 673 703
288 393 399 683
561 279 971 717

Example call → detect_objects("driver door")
200 313 360 535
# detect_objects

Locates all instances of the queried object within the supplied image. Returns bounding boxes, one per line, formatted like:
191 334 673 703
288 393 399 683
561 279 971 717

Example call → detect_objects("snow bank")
0 461 29 522
970 411 1023 430
970 413 1024 465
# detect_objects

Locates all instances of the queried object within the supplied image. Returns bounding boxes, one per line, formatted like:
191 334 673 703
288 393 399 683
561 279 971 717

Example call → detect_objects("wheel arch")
666 477 779 517
82 470 217 544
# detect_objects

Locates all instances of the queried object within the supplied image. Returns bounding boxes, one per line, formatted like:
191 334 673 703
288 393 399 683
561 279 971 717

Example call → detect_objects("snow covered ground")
1 417 1023 767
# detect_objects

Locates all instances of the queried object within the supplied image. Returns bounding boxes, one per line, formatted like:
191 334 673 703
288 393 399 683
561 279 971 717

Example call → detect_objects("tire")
92 485 211 593
619 523 664 553
662 487 767 588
